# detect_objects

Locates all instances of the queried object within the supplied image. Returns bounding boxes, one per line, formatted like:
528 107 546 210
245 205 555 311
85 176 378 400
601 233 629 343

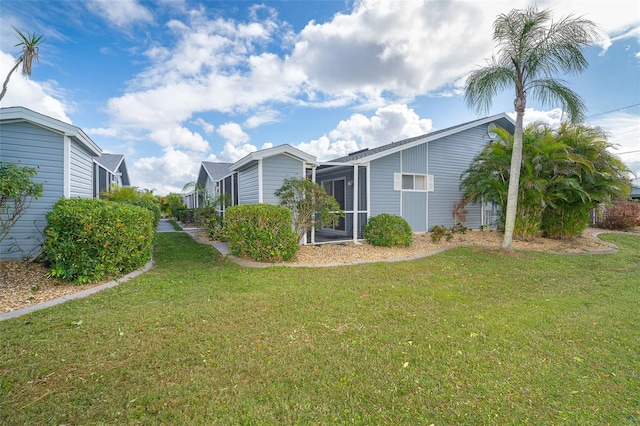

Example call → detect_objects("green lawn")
1 232 639 425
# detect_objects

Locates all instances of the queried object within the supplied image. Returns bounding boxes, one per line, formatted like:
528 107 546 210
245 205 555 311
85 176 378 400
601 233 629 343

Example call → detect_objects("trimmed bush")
430 223 470 243
602 200 640 230
224 204 298 262
43 198 154 284
113 198 161 228
364 214 412 247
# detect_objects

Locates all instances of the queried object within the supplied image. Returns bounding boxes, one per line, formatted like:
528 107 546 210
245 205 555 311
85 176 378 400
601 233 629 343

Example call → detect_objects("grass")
1 232 639 424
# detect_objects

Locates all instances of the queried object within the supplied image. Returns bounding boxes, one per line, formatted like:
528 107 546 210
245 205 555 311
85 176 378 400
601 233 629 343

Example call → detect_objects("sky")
1 0 639 195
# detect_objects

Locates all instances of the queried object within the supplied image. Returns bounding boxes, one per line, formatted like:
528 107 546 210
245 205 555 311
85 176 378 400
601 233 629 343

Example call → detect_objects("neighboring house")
197 113 515 243
0 106 102 259
195 145 317 215
185 161 233 209
631 184 640 200
94 153 130 197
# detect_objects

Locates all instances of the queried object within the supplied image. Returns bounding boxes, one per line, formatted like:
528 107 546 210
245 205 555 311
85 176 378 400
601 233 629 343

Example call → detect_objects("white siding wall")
0 122 65 259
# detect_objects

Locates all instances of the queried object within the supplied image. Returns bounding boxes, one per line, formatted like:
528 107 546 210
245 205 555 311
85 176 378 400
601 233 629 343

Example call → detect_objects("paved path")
156 218 176 232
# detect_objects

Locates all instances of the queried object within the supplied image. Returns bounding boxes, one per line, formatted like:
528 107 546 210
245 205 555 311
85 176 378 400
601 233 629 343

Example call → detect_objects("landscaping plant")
224 203 298 262
0 162 43 244
275 177 343 242
43 198 154 284
363 213 412 247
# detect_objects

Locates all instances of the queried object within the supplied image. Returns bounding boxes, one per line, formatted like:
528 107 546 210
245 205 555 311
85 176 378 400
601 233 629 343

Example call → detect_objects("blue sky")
1 0 639 195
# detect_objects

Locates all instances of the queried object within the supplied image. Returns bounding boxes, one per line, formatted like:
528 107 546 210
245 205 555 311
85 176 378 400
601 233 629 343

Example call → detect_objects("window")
394 173 434 192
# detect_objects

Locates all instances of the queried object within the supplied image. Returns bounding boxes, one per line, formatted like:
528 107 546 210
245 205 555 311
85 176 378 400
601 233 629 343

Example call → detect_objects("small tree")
275 177 344 242
1 27 45 101
0 162 43 244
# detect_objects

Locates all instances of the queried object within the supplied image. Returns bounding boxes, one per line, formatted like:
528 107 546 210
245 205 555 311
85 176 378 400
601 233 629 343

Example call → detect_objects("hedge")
224 204 298 262
43 198 154 284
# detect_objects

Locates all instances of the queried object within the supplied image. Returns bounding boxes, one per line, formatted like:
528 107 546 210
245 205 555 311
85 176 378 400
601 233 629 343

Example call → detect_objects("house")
184 161 234 209
94 153 130 198
195 145 317 214
631 184 640 200
0 106 102 259
197 113 515 243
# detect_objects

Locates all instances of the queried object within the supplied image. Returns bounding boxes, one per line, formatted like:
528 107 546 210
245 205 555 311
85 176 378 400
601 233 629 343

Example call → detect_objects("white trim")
257 159 263 203
353 164 358 243
63 136 71 198
399 152 403 217
426 140 429 231
366 162 371 221
0 106 102 156
311 167 317 244
324 113 515 165
230 144 317 171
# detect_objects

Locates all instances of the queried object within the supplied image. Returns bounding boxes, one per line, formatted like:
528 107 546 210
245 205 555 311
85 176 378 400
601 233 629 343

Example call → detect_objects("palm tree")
464 7 598 250
0 27 45 101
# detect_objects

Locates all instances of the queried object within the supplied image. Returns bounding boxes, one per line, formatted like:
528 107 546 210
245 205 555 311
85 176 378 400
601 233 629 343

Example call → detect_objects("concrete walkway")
156 218 177 232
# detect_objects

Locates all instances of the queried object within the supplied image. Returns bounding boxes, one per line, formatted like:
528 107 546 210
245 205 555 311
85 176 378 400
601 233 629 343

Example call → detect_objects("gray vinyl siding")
402 143 428 174
370 152 401 217
237 163 259 205
427 126 487 229
263 154 304 205
0 122 65 259
402 192 428 232
69 140 94 198
399 143 429 231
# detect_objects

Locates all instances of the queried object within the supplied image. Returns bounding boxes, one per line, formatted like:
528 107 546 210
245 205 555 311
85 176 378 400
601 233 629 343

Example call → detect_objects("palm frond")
464 62 515 113
528 78 586 123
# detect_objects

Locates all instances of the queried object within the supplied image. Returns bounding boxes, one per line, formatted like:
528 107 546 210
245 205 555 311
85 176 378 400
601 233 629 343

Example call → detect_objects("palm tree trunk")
0 58 22 101
501 107 524 251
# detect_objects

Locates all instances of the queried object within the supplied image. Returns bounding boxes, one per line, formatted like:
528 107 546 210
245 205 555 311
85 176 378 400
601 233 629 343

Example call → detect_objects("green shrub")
602 200 640 230
43 198 154 284
430 223 468 243
113 198 161 229
193 206 219 228
430 225 452 242
224 204 298 262
542 205 589 239
206 216 227 241
363 214 412 247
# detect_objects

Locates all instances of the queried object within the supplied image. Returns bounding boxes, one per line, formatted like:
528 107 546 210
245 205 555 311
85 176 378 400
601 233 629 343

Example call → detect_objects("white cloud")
210 122 260 163
538 0 640 52
88 0 154 27
216 122 250 146
296 103 433 160
592 110 640 181
0 51 71 123
288 0 504 101
24 0 634 194
245 109 280 128
131 146 199 194
148 125 210 152
193 117 214 134
507 108 567 128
